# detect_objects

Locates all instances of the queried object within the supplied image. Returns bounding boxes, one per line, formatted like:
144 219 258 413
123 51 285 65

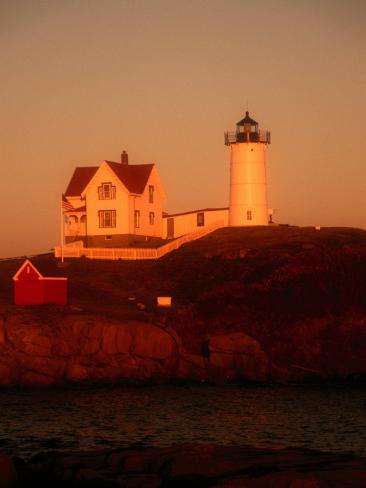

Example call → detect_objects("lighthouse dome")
236 111 258 127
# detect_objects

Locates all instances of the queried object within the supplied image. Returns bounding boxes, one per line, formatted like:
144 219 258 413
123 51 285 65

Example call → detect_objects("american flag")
62 194 75 212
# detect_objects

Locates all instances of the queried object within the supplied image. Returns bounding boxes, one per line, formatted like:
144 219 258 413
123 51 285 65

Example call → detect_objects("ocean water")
0 385 365 459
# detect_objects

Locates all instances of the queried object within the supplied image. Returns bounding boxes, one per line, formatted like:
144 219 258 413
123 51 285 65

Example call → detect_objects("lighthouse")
224 112 271 226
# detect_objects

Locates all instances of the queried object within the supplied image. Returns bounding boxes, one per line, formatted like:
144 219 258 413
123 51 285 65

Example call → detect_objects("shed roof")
13 259 67 280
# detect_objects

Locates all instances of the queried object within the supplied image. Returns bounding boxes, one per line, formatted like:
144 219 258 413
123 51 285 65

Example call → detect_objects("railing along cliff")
54 221 224 261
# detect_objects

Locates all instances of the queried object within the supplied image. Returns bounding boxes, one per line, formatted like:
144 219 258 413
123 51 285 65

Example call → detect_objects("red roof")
13 259 67 280
65 167 98 196
64 162 154 196
106 162 154 194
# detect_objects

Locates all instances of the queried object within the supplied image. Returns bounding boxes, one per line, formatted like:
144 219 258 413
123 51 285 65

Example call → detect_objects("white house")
63 151 166 247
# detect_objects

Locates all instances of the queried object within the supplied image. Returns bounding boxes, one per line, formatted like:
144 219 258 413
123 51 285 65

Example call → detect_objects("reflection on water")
0 385 365 459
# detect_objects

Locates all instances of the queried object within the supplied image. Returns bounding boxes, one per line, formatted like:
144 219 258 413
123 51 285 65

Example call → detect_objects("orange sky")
1 0 365 258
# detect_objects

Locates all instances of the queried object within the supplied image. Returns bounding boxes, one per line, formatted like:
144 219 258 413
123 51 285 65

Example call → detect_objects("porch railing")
54 221 225 261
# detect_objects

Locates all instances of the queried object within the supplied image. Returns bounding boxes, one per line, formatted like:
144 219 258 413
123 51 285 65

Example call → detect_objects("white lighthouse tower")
225 112 271 226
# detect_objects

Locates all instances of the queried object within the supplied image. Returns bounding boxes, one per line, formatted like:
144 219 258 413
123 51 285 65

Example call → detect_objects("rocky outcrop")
1 311 366 387
0 312 270 386
2 228 366 386
12 444 366 487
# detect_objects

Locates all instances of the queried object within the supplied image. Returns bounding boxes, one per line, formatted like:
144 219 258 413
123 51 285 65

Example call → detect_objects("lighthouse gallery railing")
224 130 270 145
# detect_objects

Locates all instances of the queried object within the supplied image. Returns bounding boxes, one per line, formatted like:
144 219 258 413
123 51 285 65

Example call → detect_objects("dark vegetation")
1 226 366 359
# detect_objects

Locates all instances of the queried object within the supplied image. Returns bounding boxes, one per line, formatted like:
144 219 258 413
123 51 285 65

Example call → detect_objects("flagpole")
61 195 64 263
61 195 75 262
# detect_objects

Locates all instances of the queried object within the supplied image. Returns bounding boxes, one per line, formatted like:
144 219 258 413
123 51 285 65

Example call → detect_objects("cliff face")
0 311 365 386
1 226 366 386
0 313 269 386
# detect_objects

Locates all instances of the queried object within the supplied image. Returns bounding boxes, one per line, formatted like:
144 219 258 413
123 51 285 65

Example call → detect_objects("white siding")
130 166 165 238
163 209 228 238
229 143 268 226
83 163 130 236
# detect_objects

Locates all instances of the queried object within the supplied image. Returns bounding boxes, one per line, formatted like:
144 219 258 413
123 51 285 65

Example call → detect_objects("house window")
80 215 87 223
105 235 112 240
134 210 140 228
197 212 204 227
148 185 154 203
247 210 252 221
98 210 116 228
69 215 78 224
149 212 155 225
98 182 116 200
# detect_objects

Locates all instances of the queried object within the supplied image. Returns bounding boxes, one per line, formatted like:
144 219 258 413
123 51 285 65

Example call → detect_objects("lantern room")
224 111 271 145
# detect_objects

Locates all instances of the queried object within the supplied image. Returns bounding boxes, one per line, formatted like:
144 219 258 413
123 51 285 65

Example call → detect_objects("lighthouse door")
167 218 174 239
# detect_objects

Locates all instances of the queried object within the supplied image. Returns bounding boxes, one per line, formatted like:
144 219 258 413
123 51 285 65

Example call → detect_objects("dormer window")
98 182 116 200
148 185 154 203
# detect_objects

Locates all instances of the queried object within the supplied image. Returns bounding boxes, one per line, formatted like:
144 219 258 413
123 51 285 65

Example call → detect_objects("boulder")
208 332 269 382
128 323 177 360
66 364 90 382
12 327 52 357
176 353 207 382
209 332 261 355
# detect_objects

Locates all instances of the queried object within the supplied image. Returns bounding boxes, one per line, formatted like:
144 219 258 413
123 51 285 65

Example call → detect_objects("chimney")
121 150 128 165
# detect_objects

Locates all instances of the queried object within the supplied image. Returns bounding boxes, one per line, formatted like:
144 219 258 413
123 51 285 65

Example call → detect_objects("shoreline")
3 443 366 487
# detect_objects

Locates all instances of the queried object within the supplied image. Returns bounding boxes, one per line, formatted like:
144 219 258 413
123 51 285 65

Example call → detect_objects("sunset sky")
1 0 365 258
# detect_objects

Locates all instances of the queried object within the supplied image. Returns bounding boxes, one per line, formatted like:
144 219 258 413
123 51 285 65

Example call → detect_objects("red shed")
13 259 67 305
